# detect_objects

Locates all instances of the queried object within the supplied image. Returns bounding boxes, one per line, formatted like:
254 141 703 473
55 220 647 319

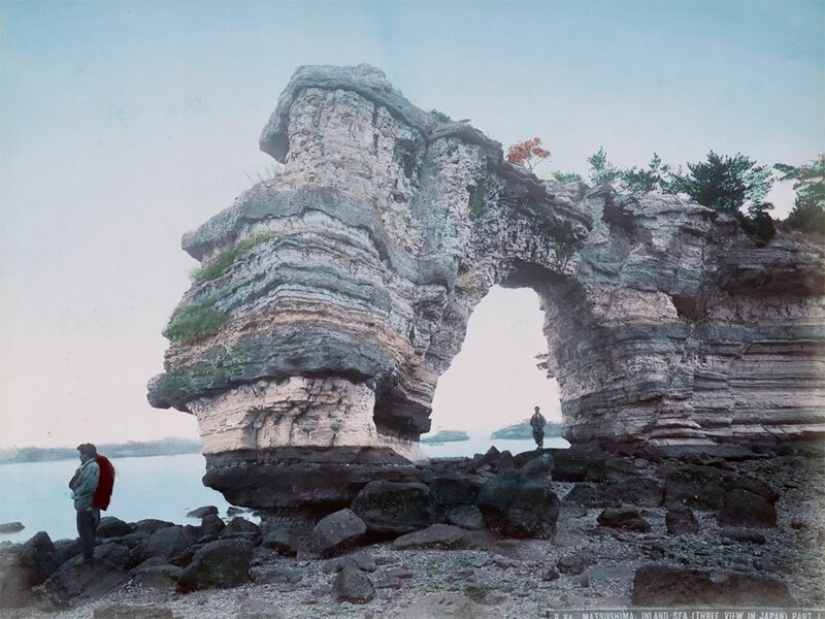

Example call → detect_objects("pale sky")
1 0 823 448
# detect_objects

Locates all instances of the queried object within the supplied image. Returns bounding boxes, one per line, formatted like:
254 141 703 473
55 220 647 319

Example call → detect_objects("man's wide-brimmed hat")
77 443 97 456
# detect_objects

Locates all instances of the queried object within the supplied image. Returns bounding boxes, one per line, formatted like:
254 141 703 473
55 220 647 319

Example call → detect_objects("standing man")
69 443 101 562
530 406 546 449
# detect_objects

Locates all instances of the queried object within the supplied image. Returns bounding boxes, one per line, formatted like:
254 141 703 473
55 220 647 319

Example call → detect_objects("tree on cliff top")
506 137 551 171
669 151 773 218
587 147 621 187
775 155 825 234
587 148 671 194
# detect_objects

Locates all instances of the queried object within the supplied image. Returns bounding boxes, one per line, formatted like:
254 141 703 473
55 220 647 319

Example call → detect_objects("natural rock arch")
148 65 825 508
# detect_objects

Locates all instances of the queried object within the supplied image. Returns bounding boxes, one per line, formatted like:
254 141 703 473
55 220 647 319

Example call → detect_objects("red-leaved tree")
506 137 551 171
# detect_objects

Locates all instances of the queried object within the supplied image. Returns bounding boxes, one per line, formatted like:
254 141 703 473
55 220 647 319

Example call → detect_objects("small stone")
92 605 174 619
493 556 519 569
386 567 414 579
375 574 402 589
332 564 375 603
542 568 560 581
557 552 594 575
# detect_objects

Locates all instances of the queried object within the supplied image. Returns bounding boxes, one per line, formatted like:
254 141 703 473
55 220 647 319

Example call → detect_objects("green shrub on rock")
190 232 277 283
165 304 227 345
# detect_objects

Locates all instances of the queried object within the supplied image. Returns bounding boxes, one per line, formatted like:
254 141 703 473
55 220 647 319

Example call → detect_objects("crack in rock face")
147 64 825 509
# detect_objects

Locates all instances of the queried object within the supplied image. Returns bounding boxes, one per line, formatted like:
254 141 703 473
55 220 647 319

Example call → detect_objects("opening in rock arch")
426 286 566 456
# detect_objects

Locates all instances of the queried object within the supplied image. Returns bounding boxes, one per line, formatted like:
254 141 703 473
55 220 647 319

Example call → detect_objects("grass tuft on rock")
165 304 227 345
190 232 277 283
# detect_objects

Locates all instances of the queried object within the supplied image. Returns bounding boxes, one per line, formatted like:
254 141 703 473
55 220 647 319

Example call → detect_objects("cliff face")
147 64 825 507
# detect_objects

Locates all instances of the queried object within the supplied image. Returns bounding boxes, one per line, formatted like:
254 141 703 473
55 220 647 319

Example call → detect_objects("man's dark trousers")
77 509 99 560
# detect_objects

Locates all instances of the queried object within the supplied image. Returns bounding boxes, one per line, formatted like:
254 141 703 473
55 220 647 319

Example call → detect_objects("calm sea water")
0 437 568 545
0 454 232 545
419 435 568 458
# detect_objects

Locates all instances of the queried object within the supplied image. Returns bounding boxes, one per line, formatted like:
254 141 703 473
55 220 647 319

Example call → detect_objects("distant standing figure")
69 443 101 562
530 406 546 449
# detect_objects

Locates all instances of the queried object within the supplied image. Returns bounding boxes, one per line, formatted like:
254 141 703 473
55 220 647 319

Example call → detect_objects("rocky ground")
1 444 824 619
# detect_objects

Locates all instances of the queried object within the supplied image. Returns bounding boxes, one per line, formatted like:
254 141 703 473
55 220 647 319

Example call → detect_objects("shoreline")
1 444 823 617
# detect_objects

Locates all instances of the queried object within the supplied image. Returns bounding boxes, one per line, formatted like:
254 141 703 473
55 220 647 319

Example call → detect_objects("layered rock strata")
148 64 825 508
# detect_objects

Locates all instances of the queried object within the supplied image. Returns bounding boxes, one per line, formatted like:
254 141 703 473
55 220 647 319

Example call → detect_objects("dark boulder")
0 532 60 607
24 532 59 584
445 504 486 530
496 451 515 471
219 517 262 545
632 564 794 606
199 513 226 538
1 547 38 608
666 505 699 535
597 507 651 532
427 475 480 518
92 542 132 570
53 538 83 566
39 554 130 609
203 446 420 511
142 525 196 560
168 543 201 568
262 527 298 557
611 477 664 507
130 557 183 590
312 508 366 557
177 538 253 592
562 483 620 508
351 481 433 535
332 564 375 603
133 520 176 535
512 448 555 470
97 517 134 539
518 453 554 479
464 446 500 474
106 532 149 555
478 462 559 539
548 447 607 482
662 463 778 511
186 505 219 519
717 488 777 528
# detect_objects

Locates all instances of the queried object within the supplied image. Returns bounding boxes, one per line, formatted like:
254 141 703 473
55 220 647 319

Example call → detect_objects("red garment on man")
92 455 115 511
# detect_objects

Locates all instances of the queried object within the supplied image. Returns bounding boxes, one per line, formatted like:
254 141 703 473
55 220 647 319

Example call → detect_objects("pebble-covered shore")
3 471 824 619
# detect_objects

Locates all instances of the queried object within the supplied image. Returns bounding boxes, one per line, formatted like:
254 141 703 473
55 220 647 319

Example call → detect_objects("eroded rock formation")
148 64 825 508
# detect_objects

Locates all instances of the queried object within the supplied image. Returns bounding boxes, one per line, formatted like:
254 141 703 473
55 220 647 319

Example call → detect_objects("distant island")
0 438 203 465
420 430 470 444
490 419 563 440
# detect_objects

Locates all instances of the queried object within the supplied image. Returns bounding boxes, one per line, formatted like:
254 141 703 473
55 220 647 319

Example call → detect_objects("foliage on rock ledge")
191 231 277 283
165 303 227 345
152 346 250 405
165 279 248 345
506 137 551 171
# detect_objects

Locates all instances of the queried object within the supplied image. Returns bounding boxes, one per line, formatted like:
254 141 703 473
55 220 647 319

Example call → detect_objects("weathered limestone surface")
148 64 825 509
